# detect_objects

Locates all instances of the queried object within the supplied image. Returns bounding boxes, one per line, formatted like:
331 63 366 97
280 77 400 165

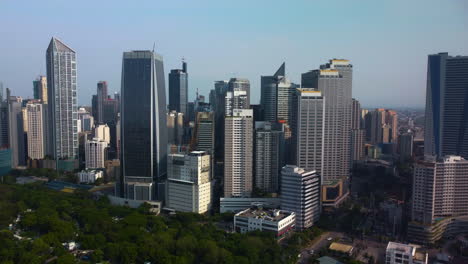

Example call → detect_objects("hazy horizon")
1 0 467 108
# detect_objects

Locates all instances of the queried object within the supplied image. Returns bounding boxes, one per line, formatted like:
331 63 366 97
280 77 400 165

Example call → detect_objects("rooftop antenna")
152 42 155 53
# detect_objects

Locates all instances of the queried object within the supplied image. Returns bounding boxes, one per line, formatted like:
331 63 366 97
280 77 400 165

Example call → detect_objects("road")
298 231 344 263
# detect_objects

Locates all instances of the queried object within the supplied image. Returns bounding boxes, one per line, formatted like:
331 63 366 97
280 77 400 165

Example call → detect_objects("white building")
85 138 108 169
166 151 212 213
280 165 321 230
385 242 428 264
234 206 295 240
77 170 103 184
26 102 44 160
94 124 110 144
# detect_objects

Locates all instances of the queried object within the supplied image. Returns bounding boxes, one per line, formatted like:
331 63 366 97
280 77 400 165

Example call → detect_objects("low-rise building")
329 242 353 255
234 206 295 240
77 170 103 184
219 197 281 213
385 242 428 264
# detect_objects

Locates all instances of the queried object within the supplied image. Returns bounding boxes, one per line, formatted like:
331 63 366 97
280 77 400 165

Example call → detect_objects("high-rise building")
228 78 250 109
166 151 212 213
120 50 167 201
213 81 228 160
398 132 413 162
32 76 48 104
225 90 249 115
224 109 253 197
94 124 110 144
351 98 365 163
365 108 398 145
85 138 107 169
280 165 321 230
167 111 184 145
254 121 284 193
46 38 78 160
291 89 325 180
168 60 188 116
261 63 298 123
193 111 215 154
408 156 468 244
77 107 94 132
424 53 468 159
301 59 353 207
26 102 44 160
7 91 25 167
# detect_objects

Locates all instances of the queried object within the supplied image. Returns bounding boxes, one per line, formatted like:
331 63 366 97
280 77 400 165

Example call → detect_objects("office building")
234 207 295 240
424 53 468 159
77 169 103 184
26 102 44 160
168 60 188 116
254 121 284 193
193 111 215 154
167 111 184 145
94 124 110 144
398 133 413 162
219 197 281 213
261 63 298 123
32 76 48 104
7 91 25 167
120 50 167 201
213 80 228 160
408 156 468 244
46 38 78 160
228 78 250 109
301 59 353 206
351 99 365 163
291 89 325 180
85 138 107 169
224 109 253 197
364 108 398 145
225 90 249 115
280 165 321 230
77 107 94 132
385 242 428 264
166 151 212 213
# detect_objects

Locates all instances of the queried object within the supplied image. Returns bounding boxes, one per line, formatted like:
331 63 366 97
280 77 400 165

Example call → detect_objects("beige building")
94 124 110 144
166 151 212 214
224 109 253 197
26 102 44 160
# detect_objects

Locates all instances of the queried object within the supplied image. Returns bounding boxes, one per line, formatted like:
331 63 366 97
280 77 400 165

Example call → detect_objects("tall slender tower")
301 59 353 207
120 50 167 201
32 76 48 104
168 60 188 116
228 78 250 109
224 109 253 197
424 53 468 159
26 102 44 160
46 37 78 160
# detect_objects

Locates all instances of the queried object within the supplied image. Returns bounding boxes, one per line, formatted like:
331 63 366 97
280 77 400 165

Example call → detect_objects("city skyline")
1 0 467 108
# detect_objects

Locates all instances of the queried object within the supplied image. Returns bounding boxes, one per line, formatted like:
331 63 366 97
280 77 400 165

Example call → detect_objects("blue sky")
1 0 467 108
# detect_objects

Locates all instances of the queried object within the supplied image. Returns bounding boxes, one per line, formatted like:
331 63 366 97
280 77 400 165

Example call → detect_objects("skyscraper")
351 98 365 163
365 108 398 145
424 53 468 159
213 80 228 160
408 156 468 244
193 111 215 154
120 50 167 201
167 111 184 146
32 76 48 104
301 59 353 206
46 37 78 160
281 165 321 230
224 109 253 197
291 89 325 180
94 124 110 144
228 78 250 109
7 91 25 167
26 102 44 160
254 121 284 193
261 63 298 123
168 60 188 116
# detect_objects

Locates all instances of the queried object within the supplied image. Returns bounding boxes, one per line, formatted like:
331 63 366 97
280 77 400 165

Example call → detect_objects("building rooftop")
329 242 353 254
316 256 343 264
386 241 415 255
236 207 293 222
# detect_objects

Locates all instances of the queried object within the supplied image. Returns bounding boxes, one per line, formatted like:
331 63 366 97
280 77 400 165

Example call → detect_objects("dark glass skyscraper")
120 50 167 201
424 53 468 159
168 61 188 116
